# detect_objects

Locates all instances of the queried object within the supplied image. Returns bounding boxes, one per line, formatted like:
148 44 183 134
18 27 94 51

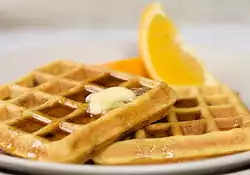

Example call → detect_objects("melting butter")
86 87 136 115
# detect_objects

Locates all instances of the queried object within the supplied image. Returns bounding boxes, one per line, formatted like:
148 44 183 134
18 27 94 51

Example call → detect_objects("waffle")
93 82 250 165
0 60 176 163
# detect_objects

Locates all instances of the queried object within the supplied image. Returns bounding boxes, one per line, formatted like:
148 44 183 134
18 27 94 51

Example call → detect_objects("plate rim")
1 151 250 174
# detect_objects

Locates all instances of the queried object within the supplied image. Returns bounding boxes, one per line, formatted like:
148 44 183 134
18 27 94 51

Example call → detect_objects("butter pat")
86 87 136 115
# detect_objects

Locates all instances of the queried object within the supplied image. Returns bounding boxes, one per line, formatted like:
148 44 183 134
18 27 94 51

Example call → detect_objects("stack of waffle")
0 60 249 165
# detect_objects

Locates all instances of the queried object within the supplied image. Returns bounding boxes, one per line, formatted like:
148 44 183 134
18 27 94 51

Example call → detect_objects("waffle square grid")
0 60 176 163
132 85 249 138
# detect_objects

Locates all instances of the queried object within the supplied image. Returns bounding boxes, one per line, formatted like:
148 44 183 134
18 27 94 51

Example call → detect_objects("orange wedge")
99 57 148 77
139 3 204 85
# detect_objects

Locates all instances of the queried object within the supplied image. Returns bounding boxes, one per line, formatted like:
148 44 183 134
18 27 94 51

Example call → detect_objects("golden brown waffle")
0 60 176 163
93 83 250 165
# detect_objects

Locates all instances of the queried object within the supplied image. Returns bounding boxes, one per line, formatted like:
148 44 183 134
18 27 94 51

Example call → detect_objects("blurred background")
0 0 250 104
0 0 250 28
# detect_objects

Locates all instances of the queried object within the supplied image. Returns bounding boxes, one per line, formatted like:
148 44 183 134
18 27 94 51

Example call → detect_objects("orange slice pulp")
139 3 204 85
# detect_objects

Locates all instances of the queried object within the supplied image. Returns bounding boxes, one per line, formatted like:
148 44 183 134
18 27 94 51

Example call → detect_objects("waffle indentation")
63 67 101 82
145 123 174 138
174 98 198 108
65 89 92 103
90 74 126 87
10 116 48 133
40 80 76 95
67 111 100 125
0 86 25 101
0 104 21 122
180 120 206 135
16 73 52 88
39 102 75 118
12 93 48 109
40 126 70 141
176 111 201 121
205 96 228 106
130 87 151 96
209 105 236 118
215 117 242 131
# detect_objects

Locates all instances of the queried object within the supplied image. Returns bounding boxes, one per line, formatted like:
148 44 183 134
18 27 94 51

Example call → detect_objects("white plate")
1 33 250 175
1 153 250 175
